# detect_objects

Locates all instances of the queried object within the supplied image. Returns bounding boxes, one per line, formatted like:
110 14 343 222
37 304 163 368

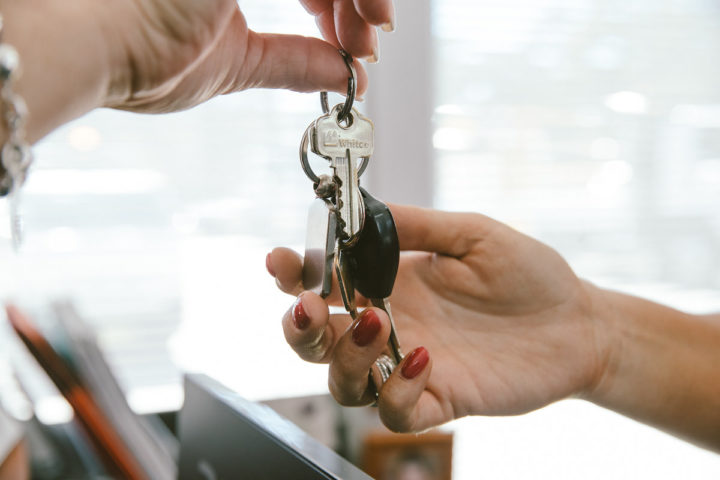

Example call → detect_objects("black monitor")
178 374 373 480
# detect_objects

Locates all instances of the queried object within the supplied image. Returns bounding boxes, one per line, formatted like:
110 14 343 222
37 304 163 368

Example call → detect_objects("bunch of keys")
299 50 403 393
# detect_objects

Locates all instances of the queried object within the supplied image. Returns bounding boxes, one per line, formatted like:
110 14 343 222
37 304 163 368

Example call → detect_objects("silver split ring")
320 49 356 122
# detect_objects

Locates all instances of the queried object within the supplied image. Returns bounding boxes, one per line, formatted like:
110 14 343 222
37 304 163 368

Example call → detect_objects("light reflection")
35 396 73 425
433 127 471 151
435 104 464 115
671 105 720 128
47 227 80 253
694 159 720 185
604 91 648 115
24 169 168 195
590 137 620 160
586 160 634 195
67 125 102 152
171 212 200 235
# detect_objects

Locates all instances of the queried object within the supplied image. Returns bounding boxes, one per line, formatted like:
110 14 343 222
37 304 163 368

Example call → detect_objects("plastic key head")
347 188 400 299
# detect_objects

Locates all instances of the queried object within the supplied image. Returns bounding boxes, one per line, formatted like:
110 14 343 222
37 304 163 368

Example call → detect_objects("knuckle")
380 409 414 433
296 329 332 363
328 372 366 407
283 314 332 364
378 393 415 433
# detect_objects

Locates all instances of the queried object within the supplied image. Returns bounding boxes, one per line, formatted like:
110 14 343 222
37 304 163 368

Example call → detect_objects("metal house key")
312 105 373 245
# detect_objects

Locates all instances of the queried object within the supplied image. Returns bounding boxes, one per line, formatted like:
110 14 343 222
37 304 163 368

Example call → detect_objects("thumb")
390 204 501 258
242 31 368 97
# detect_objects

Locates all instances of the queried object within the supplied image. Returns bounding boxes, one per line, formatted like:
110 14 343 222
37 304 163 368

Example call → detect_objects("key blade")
334 149 365 243
371 298 403 364
334 250 358 320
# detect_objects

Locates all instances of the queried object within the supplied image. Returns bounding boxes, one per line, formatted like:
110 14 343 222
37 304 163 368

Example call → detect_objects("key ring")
320 49 356 122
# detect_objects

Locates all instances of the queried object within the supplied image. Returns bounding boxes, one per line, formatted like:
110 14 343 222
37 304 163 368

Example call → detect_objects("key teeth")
329 202 350 242
314 174 336 199
333 174 351 241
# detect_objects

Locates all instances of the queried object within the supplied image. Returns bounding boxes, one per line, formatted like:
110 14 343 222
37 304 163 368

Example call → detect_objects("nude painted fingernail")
364 46 379 64
292 296 310 330
381 17 395 32
401 346 429 379
265 253 276 277
381 2 396 32
352 309 381 347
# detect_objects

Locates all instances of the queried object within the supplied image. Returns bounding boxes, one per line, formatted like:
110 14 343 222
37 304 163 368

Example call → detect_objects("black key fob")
346 188 400 299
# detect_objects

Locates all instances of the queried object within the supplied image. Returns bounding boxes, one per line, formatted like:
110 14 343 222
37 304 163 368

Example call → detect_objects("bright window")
1 0 719 477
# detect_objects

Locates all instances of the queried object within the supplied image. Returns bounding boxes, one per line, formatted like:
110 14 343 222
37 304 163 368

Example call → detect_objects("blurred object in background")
433 0 720 293
361 431 453 480
0 0 718 478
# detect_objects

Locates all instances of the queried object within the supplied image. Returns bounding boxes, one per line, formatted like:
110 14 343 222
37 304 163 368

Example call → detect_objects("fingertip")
327 306 392 406
265 252 276 277
297 291 329 324
360 30 379 64
291 294 311 330
351 308 382 347
284 291 324 334
353 0 396 28
315 10 340 49
247 32 367 96
376 347 434 433
400 346 430 380
283 291 334 363
335 0 377 61
271 247 304 294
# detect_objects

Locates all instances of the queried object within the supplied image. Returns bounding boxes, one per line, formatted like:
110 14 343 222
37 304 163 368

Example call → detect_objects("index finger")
352 0 395 28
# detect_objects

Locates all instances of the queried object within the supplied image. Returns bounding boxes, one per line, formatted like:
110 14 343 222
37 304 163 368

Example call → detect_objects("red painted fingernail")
352 309 381 347
265 253 276 277
401 347 429 379
292 297 310 330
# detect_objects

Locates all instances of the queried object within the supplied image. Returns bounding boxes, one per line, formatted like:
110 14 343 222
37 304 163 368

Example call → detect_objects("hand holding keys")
299 50 403 396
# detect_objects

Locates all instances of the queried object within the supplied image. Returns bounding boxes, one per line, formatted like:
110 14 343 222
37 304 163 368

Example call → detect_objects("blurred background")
2 0 720 477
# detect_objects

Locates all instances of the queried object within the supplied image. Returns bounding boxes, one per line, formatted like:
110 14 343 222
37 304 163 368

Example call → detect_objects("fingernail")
381 2 396 32
292 296 310 330
401 346 429 379
363 46 379 64
265 253 276 277
352 309 381 347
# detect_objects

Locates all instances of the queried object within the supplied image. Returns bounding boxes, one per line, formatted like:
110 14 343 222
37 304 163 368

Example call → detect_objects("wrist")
1 0 113 142
575 281 623 403
575 287 720 449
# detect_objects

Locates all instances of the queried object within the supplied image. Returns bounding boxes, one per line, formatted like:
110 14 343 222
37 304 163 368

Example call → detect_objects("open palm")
269 204 607 432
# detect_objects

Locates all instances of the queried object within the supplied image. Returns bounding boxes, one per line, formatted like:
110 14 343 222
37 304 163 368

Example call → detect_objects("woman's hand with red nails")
268 205 609 433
